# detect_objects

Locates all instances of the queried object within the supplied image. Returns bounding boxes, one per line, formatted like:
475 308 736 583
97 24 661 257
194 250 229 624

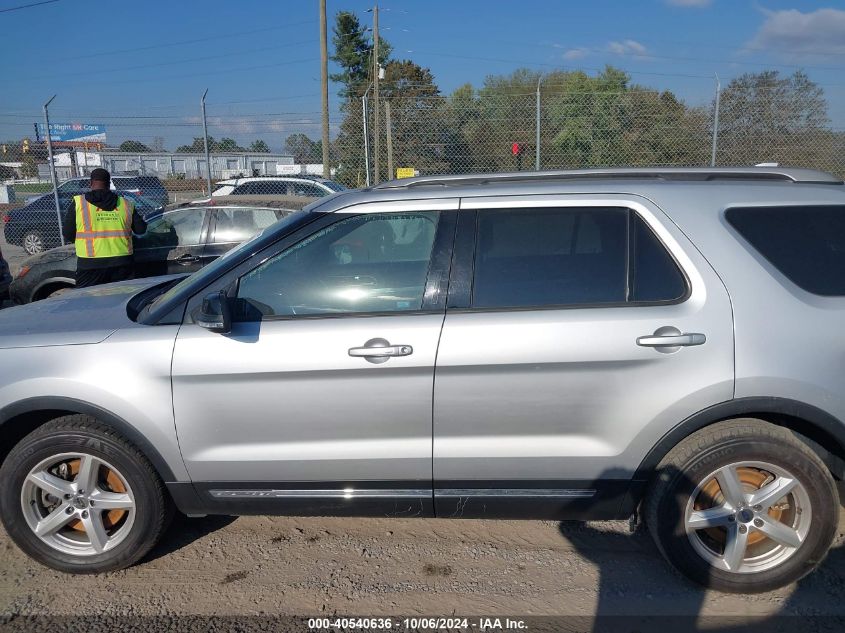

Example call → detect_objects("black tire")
644 418 838 593
0 415 172 574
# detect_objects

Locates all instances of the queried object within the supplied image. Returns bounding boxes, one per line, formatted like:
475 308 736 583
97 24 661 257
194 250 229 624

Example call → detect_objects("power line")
17 40 318 82
47 20 317 63
0 0 60 13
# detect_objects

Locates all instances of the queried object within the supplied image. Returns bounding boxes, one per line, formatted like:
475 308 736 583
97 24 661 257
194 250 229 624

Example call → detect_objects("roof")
169 195 318 211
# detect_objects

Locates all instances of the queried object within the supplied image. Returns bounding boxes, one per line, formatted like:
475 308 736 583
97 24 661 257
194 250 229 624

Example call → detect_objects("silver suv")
1 167 843 593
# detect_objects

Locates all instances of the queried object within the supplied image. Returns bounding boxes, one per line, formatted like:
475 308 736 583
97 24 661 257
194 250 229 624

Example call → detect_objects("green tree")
330 11 391 99
378 60 448 179
284 133 321 163
249 139 270 153
175 136 246 153
716 70 830 168
176 137 207 153
118 140 151 152
20 155 38 177
217 137 245 152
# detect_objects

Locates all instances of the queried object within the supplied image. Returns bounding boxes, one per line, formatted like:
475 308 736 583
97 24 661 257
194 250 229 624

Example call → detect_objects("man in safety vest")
62 168 147 288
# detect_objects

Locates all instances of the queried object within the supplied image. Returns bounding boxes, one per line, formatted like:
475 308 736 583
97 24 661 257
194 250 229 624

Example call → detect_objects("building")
40 150 296 180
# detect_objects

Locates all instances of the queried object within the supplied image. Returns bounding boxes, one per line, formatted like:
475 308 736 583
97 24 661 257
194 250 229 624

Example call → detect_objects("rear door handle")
348 338 413 364
637 330 706 348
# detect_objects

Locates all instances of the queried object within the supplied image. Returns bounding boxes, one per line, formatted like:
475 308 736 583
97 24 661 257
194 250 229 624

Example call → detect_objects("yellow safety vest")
74 195 134 259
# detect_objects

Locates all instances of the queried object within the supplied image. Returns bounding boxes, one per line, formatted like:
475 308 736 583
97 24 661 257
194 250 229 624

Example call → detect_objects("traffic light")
22 139 30 154
511 142 521 156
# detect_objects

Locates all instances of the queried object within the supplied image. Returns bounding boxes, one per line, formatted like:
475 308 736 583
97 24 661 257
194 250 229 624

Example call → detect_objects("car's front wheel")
0 415 171 573
22 230 45 255
645 418 838 593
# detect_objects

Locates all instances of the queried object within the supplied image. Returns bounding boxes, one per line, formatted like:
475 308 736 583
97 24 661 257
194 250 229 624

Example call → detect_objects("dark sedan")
9 199 312 304
3 190 164 255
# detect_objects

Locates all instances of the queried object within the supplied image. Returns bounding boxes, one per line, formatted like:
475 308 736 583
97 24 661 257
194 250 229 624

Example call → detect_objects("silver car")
0 167 843 593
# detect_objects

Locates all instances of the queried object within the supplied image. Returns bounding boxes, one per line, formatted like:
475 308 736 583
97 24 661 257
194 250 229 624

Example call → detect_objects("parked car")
3 190 164 255
210 175 345 198
9 197 314 304
0 244 11 302
0 167 843 594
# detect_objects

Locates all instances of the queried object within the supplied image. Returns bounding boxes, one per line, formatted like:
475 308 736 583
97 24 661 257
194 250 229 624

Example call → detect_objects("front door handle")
637 326 705 353
348 338 413 364
175 253 200 265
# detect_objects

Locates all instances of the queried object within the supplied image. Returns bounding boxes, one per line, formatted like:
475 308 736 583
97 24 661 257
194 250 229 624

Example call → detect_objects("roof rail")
372 167 843 189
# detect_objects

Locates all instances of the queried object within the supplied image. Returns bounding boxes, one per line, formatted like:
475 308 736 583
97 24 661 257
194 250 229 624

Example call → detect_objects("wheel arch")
31 276 75 301
0 397 176 482
634 397 845 484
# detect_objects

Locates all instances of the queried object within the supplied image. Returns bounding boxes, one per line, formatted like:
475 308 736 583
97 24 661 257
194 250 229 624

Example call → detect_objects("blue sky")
2 0 844 152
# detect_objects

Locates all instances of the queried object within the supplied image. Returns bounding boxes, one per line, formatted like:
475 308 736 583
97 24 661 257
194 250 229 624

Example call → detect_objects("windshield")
145 209 310 315
322 180 347 192
120 191 162 212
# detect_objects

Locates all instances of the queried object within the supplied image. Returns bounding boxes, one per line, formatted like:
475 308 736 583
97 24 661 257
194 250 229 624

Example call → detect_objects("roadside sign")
36 123 107 143
396 167 417 179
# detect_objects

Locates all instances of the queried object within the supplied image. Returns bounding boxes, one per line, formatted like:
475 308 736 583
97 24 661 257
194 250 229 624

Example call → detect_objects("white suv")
211 176 345 198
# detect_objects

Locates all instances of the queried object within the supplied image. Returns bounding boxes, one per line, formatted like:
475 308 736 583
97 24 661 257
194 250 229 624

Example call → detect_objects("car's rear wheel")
22 231 45 255
0 415 171 573
644 418 838 593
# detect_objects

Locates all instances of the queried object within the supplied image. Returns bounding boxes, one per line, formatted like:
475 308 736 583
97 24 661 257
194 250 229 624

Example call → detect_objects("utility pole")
319 0 330 179
710 73 721 168
535 75 542 171
372 3 380 184
43 94 64 246
385 100 394 179
201 89 212 196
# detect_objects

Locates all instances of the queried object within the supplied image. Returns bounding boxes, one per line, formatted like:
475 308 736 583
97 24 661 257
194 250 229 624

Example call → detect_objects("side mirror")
195 290 232 334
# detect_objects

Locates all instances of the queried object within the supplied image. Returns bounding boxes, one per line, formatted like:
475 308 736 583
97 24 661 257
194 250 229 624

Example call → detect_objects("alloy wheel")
20 452 136 556
684 461 811 574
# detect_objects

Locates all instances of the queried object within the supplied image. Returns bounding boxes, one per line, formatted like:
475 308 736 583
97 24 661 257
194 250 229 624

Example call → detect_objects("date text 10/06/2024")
307 617 528 630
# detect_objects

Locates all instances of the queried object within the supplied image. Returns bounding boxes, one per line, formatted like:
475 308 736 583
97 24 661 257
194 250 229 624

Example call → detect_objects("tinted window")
135 208 205 249
473 208 627 308
232 182 257 195
236 212 439 318
472 207 686 309
630 215 687 302
57 180 86 195
292 182 325 197
726 205 845 296
213 208 280 244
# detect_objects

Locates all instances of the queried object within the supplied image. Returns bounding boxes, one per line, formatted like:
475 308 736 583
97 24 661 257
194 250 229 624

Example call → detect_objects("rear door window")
212 208 281 244
726 205 845 296
471 207 686 309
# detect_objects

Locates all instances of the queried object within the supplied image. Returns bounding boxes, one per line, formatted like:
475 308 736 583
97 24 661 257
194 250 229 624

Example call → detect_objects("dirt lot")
1 499 843 627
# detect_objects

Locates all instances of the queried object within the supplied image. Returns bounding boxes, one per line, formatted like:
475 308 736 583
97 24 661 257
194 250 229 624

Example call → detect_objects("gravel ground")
1 500 843 622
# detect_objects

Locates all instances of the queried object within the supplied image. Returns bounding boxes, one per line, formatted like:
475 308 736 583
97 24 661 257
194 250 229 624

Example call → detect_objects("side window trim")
447 201 690 313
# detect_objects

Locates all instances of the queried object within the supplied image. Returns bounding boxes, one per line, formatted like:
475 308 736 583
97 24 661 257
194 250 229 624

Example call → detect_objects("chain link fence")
2 85 844 258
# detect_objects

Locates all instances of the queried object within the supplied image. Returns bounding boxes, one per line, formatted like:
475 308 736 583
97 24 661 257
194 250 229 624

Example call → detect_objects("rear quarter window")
726 205 845 296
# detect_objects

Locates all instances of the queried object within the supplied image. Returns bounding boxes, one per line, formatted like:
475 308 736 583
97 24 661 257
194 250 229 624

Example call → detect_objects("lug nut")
728 514 735 522
81 510 89 519
64 494 72 500
754 518 763 527
89 500 95 507
753 504 762 511
65 507 73 514
739 525 748 533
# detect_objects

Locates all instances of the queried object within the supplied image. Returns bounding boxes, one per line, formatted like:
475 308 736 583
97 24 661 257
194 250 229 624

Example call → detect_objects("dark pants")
75 265 133 289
